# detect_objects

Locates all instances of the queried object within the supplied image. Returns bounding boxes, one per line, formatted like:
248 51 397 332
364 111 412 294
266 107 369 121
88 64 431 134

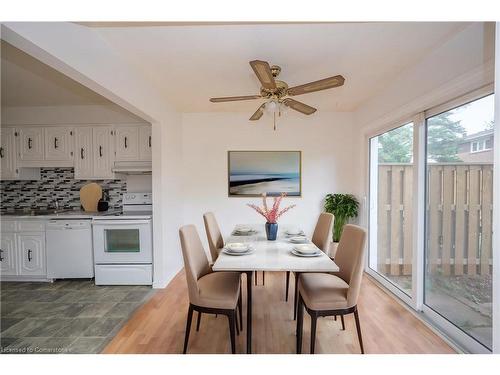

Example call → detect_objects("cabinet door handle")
149 135 151 148
28 137 33 149
28 249 32 262
99 145 103 157
0 249 3 262
0 147 4 158
124 137 128 149
81 148 85 159
54 137 59 149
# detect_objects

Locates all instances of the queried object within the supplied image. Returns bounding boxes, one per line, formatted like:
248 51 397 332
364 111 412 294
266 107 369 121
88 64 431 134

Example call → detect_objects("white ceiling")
91 22 469 113
1 41 110 107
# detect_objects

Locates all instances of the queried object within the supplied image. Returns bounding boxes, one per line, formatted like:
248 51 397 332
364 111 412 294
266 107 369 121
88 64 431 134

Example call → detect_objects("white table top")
212 224 339 273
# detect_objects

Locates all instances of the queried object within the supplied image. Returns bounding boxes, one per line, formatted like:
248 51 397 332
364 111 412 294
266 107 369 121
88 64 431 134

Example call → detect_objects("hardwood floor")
103 271 455 354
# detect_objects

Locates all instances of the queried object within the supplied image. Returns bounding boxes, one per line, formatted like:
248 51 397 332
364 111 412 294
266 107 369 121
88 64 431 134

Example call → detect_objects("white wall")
181 111 359 246
1 104 147 125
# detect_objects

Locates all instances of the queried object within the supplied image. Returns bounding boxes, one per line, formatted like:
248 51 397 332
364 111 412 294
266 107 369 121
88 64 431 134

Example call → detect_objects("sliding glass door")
369 123 414 296
424 94 494 350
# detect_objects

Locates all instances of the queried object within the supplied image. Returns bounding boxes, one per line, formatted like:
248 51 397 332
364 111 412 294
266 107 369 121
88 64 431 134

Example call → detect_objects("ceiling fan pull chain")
273 112 277 131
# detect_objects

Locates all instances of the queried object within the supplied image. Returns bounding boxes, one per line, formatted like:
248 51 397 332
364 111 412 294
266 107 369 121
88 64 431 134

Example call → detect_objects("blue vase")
265 222 278 241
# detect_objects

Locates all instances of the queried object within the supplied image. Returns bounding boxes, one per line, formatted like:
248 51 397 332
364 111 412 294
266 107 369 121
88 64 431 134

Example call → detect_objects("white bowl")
293 244 318 255
290 236 309 244
286 228 302 235
225 242 249 253
235 226 252 233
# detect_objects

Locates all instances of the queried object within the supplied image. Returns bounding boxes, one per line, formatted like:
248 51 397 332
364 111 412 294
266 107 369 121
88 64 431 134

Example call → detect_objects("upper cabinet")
18 127 44 162
92 126 114 179
139 126 152 161
1 124 151 181
44 127 73 162
1 127 19 180
115 126 140 161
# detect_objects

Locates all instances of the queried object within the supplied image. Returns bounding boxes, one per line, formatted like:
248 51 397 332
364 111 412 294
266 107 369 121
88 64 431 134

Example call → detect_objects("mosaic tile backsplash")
0 168 126 212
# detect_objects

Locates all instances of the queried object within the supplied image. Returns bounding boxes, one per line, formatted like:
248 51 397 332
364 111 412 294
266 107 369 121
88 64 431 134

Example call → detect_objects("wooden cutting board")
80 183 103 212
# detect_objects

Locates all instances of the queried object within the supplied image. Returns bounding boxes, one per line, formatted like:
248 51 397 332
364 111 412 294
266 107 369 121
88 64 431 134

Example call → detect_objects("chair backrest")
203 212 224 263
179 225 211 304
334 224 367 307
311 212 334 253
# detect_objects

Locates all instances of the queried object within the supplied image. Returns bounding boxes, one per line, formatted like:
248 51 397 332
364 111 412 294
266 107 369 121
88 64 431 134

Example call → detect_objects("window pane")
369 123 414 295
425 94 494 349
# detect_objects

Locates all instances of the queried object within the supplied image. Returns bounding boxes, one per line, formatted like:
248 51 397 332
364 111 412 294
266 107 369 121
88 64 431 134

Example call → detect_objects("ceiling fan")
209 60 345 126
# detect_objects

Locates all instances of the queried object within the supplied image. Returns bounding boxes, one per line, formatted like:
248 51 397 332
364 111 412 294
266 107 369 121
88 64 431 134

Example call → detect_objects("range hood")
112 161 152 174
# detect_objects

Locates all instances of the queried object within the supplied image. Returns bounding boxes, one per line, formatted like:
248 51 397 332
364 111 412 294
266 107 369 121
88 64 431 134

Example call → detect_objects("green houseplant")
324 194 359 256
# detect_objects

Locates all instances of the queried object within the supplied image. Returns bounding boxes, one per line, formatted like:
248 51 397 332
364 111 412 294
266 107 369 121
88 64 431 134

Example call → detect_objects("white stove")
92 192 153 285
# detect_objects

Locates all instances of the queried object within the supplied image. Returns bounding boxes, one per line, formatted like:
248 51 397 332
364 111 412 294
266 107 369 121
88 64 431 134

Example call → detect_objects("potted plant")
324 193 359 257
248 193 296 240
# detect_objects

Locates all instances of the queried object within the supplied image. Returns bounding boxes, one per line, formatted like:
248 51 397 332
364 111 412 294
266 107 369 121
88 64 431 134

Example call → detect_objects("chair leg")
285 271 290 301
296 295 304 354
353 308 365 354
254 271 257 285
235 311 240 336
228 311 237 354
334 315 337 321
310 312 318 354
183 305 194 354
340 315 345 331
293 272 300 320
196 311 202 331
262 271 265 285
238 288 243 331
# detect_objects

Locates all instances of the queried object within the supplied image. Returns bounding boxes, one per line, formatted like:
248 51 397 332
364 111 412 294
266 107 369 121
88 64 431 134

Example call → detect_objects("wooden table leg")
245 271 253 354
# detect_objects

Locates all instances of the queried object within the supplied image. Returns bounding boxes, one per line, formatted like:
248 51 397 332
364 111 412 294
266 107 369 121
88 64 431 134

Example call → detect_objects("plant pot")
265 222 278 241
329 241 339 259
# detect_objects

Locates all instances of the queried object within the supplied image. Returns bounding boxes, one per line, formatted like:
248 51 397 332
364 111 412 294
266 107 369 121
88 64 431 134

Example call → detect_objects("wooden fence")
376 163 493 276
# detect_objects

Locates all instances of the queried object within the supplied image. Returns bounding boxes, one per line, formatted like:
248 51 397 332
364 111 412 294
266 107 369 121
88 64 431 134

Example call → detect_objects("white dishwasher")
46 219 94 279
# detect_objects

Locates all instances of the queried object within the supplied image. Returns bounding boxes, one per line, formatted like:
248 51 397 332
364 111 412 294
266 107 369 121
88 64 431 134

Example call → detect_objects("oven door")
92 219 152 264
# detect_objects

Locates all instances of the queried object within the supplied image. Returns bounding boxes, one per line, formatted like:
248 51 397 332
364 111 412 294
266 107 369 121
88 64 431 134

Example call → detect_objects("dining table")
212 224 339 354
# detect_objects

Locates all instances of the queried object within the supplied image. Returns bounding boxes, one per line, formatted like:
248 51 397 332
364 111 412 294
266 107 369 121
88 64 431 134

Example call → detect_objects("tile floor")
0 280 154 354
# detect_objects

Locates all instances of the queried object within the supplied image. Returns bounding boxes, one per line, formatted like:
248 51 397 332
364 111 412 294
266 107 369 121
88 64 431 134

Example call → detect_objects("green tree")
377 124 413 163
377 113 466 163
427 113 466 162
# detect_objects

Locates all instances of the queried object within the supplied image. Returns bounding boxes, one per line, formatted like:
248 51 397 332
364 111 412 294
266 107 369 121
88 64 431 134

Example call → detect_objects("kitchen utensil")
80 183 102 212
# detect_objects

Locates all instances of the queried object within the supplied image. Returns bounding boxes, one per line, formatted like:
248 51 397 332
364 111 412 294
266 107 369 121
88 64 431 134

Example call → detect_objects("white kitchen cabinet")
45 127 73 162
17 233 46 276
18 127 44 162
139 126 152 161
0 127 19 180
115 126 139 161
0 233 17 276
74 127 93 179
93 126 114 179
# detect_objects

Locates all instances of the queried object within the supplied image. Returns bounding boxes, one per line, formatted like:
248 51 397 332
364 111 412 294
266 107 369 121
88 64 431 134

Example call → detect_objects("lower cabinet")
0 223 46 279
17 233 46 276
0 233 17 276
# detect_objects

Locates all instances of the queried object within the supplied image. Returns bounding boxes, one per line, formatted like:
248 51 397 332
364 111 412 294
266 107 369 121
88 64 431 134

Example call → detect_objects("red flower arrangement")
247 193 296 223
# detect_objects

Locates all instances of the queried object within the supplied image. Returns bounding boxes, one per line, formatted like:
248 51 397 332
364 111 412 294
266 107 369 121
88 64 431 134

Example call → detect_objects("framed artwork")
228 151 301 197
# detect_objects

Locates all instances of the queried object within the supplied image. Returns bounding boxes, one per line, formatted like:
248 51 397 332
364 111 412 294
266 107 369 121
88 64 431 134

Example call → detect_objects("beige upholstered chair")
285 212 334 318
296 224 367 354
179 224 242 354
203 212 224 264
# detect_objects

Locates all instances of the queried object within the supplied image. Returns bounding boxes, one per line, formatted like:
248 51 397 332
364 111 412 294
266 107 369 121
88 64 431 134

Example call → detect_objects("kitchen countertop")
0 209 122 219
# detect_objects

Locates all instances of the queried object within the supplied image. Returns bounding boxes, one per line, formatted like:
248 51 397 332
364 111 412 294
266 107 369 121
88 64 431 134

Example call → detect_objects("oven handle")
92 219 151 225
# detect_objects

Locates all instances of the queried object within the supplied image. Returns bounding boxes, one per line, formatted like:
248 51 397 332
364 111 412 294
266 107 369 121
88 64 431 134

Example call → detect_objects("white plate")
291 249 321 257
222 248 254 256
285 228 303 235
289 236 309 244
293 244 318 254
225 242 250 252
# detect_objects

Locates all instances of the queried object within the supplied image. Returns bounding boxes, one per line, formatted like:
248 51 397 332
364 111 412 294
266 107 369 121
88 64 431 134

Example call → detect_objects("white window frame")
365 84 495 354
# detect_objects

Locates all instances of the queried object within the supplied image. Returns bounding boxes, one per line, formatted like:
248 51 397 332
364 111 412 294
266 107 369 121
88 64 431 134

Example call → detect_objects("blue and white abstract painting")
228 151 301 197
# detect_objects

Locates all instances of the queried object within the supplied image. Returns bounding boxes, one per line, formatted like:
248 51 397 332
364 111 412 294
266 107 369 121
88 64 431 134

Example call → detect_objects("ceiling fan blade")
287 75 345 96
283 98 317 115
249 103 266 121
209 95 261 103
249 60 277 90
